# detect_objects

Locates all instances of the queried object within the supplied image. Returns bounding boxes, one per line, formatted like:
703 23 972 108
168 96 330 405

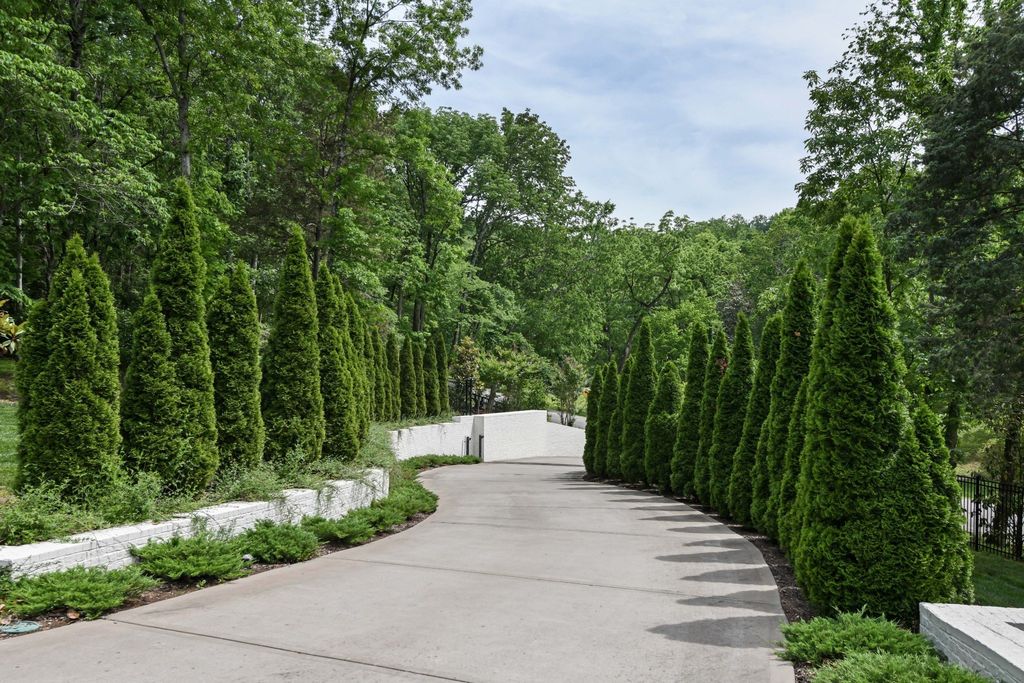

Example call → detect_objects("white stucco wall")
0 470 388 579
390 417 474 460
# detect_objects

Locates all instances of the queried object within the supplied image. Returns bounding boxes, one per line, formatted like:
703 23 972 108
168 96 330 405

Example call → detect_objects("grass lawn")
0 358 15 400
973 551 1024 607
0 400 16 495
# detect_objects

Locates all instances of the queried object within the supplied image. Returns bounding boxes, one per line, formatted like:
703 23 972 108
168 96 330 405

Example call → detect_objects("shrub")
0 484 102 545
756 260 816 538
237 520 319 563
132 527 248 582
316 271 359 462
2 566 158 619
621 320 657 485
260 225 325 464
728 313 781 525
399 455 479 472
151 180 218 493
814 653 987 683
374 333 390 420
423 333 441 416
707 314 754 515
583 366 604 474
208 262 265 471
121 290 188 485
644 361 681 492
434 333 450 414
671 325 708 496
779 612 934 667
400 335 417 418
414 339 427 418
592 361 618 478
693 329 728 504
387 334 402 420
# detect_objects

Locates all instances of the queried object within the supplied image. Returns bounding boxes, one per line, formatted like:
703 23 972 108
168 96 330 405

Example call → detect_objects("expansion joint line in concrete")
103 617 474 683
333 557 780 608
433 518 709 540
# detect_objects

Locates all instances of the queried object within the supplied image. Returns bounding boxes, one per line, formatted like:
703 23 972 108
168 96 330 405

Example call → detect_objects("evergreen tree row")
582 217 973 623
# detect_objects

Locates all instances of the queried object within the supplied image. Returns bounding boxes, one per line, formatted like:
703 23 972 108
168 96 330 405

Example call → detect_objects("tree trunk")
176 8 191 178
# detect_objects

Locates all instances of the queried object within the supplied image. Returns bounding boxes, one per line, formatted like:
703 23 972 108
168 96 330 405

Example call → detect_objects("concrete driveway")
1 457 792 682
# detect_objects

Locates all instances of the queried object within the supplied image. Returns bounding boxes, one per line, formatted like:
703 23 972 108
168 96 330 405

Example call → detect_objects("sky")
426 0 868 224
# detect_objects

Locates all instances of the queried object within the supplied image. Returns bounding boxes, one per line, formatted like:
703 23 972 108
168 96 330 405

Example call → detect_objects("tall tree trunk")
176 8 190 178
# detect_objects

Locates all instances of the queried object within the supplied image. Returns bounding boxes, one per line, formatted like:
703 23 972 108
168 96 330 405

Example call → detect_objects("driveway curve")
2 457 793 682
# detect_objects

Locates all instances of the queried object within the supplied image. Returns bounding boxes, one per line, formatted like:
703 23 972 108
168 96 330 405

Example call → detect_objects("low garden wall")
920 602 1024 682
0 469 388 579
390 410 584 462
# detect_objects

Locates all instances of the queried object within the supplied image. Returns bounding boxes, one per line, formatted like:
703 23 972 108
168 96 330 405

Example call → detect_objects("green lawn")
973 551 1024 607
0 358 15 400
0 400 16 493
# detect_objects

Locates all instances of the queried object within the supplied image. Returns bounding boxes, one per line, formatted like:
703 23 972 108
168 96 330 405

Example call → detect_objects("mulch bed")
0 511 434 640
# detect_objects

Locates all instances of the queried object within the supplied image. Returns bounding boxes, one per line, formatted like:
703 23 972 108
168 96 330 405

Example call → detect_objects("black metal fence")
451 379 507 416
957 474 1024 561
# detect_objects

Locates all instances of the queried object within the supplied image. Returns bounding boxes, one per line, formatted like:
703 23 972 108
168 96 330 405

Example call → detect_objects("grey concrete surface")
1 456 793 682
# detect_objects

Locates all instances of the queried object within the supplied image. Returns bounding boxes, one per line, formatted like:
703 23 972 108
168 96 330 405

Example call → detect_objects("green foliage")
693 328 728 504
316 272 359 462
434 333 450 413
152 180 218 493
707 314 754 515
423 333 442 415
973 550 1024 608
778 378 810 551
671 324 708 496
414 339 427 417
400 336 417 418
779 612 935 667
237 520 319 563
0 483 103 545
605 358 630 480
729 314 781 525
592 361 618 478
2 566 158 619
397 454 480 472
755 261 816 536
583 366 604 474
374 332 390 420
813 653 988 683
621 320 657 484
132 527 248 582
121 291 187 484
261 225 325 464
208 262 265 471
387 334 402 420
644 361 681 492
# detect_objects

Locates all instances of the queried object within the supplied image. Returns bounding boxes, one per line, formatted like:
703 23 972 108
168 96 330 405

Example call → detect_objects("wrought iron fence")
957 474 1024 561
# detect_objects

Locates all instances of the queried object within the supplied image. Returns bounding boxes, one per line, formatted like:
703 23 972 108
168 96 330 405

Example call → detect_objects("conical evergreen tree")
644 361 682 492
400 335 417 418
729 314 781 525
387 333 402 420
374 332 390 419
912 398 974 604
707 314 754 515
621 320 657 484
434 333 450 413
332 278 366 444
207 263 265 471
693 329 728 503
344 292 370 438
778 377 809 551
670 325 709 496
605 357 631 480
423 334 441 416
261 225 325 464
592 361 618 478
82 253 120 426
414 340 427 417
794 225 953 623
122 291 187 483
316 272 359 462
755 261 817 537
152 180 218 490
19 270 119 499
583 366 604 474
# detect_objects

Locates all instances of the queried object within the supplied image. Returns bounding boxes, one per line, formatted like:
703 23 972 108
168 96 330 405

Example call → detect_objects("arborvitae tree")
583 366 604 474
400 335 417 418
82 253 120 426
364 325 381 420
374 332 390 420
728 314 781 526
344 292 370 437
621 320 657 484
434 333 450 413
778 377 810 551
387 333 402 420
423 334 441 416
943 398 961 466
605 357 631 480
207 263 265 471
593 361 618 478
794 226 953 623
912 398 974 604
414 339 427 417
332 279 367 444
152 180 218 490
707 314 754 515
644 361 682 492
693 329 728 503
316 272 359 462
753 261 816 536
670 325 708 497
19 270 119 499
260 225 325 464
122 291 187 483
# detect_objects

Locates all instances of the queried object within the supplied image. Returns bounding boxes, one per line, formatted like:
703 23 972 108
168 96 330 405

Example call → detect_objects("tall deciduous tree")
671 325 709 497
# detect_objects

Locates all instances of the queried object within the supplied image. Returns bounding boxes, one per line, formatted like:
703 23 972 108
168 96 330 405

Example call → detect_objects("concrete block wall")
0 469 388 579
920 602 1024 682
390 411 585 462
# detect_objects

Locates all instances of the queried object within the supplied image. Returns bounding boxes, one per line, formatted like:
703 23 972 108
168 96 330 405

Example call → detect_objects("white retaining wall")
0 469 388 579
920 603 1024 682
390 410 585 462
